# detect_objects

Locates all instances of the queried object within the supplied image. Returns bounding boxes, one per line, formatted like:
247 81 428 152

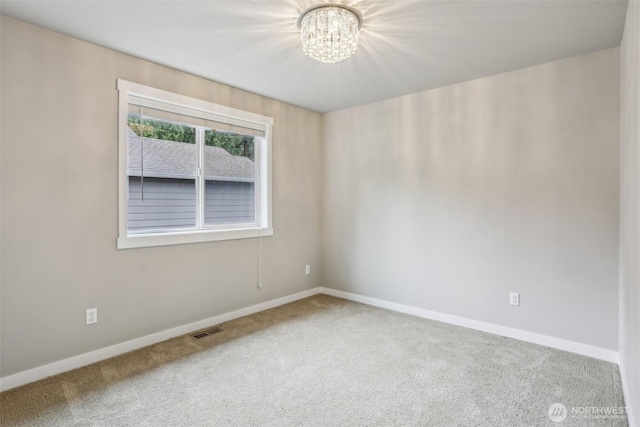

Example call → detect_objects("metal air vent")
191 326 224 339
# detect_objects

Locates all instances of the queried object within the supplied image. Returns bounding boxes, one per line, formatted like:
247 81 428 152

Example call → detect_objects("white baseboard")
0 287 323 392
618 360 638 427
320 287 619 364
0 286 621 394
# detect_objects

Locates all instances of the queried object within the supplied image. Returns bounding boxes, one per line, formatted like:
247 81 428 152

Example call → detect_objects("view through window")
127 116 257 233
117 79 273 249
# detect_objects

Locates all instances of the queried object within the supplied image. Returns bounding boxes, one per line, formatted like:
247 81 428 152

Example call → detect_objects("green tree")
128 116 254 160
128 116 195 143
205 131 254 161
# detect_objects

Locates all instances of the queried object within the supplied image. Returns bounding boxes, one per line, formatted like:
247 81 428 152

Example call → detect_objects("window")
117 80 273 249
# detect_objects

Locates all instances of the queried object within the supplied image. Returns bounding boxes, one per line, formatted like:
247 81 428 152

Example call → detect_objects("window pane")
204 130 256 226
127 114 197 233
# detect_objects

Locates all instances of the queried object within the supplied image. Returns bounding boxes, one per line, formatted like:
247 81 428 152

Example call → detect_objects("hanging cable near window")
258 226 263 289
255 135 263 289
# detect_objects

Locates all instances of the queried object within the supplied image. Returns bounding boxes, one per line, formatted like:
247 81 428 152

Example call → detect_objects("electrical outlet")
510 292 520 306
305 265 311 275
86 308 97 325
256 282 263 290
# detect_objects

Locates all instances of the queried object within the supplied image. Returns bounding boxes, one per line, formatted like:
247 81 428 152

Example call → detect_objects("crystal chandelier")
297 4 363 64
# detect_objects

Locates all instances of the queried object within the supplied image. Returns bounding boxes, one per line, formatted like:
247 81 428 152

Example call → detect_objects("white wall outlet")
86 308 97 325
305 265 311 275
510 292 520 306
256 282 262 290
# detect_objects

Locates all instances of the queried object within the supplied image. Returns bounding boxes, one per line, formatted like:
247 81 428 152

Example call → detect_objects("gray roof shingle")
127 128 254 181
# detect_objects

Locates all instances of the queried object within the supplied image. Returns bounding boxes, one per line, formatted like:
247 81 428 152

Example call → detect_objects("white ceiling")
0 1 628 113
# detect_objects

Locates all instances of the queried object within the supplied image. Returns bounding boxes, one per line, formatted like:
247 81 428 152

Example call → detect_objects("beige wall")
0 16 323 377
620 0 640 422
323 48 620 350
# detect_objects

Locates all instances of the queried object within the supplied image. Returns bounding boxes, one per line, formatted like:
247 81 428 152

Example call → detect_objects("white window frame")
116 79 273 250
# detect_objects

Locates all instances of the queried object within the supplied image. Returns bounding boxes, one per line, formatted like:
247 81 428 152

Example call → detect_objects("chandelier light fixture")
297 4 363 64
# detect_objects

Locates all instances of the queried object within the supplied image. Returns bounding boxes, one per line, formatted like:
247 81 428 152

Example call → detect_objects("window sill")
117 227 273 250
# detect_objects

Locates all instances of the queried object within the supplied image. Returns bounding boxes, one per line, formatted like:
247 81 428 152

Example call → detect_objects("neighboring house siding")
205 181 255 225
128 177 196 231
128 177 255 231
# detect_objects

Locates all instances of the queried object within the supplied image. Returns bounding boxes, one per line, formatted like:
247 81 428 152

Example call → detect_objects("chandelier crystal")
297 5 362 64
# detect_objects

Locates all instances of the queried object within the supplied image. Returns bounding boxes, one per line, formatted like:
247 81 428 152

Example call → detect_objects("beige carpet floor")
0 295 628 426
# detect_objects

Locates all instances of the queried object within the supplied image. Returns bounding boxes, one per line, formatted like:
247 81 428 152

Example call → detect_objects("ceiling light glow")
297 4 362 64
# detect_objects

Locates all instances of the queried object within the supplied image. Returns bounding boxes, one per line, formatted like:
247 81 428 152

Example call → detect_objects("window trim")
116 79 273 250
